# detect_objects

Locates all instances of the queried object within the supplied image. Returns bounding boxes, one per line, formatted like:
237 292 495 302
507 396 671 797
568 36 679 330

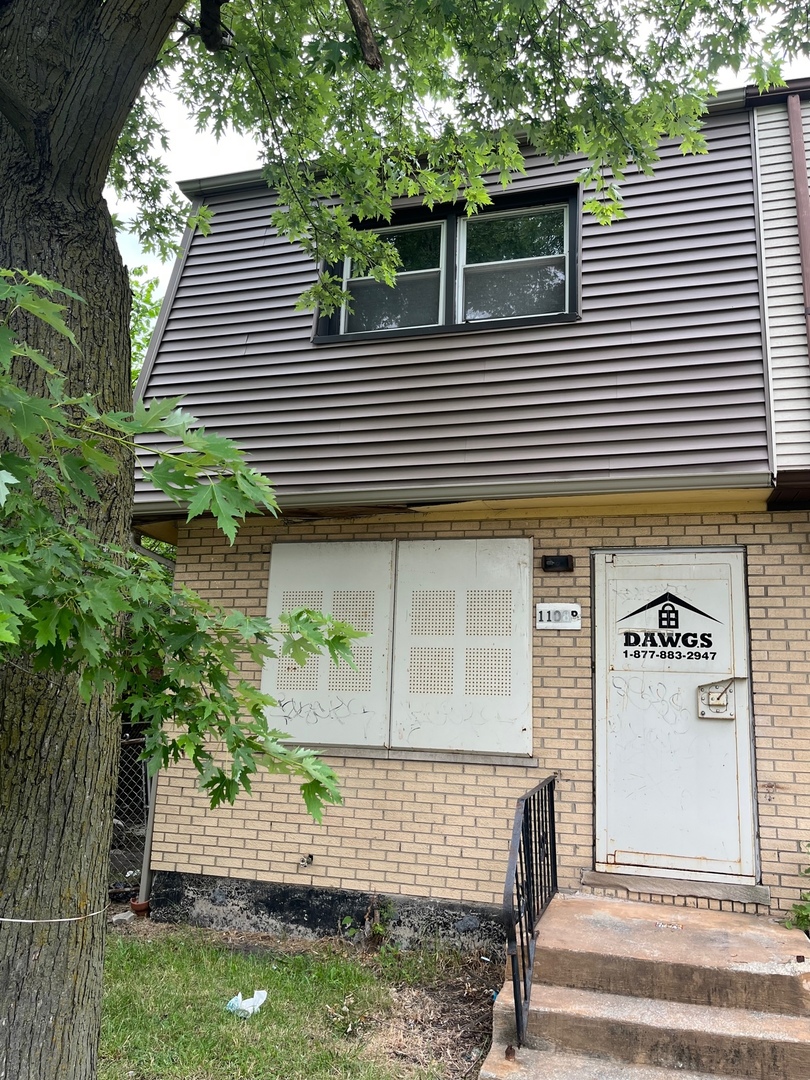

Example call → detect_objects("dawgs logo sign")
618 591 720 660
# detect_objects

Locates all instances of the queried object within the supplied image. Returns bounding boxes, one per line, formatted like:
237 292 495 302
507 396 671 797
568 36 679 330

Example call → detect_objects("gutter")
178 170 267 198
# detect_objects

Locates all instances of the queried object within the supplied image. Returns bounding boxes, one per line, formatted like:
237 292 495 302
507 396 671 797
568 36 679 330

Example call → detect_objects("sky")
109 94 262 292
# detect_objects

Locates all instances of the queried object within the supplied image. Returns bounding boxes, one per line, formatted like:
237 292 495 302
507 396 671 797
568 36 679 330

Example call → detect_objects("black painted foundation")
150 871 507 954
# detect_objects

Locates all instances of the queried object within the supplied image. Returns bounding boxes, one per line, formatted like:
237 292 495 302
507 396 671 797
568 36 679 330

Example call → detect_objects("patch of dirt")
109 913 499 1079
364 977 497 1079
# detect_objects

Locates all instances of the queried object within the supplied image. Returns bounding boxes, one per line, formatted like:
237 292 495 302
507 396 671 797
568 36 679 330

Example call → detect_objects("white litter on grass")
225 990 268 1018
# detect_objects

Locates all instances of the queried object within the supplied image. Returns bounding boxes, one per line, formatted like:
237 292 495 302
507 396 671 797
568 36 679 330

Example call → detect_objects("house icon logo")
619 592 720 629
617 592 720 651
622 591 721 648
659 602 678 629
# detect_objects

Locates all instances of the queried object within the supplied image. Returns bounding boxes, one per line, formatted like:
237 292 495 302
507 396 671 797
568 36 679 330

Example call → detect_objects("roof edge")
178 76 810 199
178 169 267 198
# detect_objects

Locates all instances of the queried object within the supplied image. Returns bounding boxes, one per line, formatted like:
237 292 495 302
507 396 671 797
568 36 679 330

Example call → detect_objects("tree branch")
0 1 188 193
200 0 232 51
343 0 383 70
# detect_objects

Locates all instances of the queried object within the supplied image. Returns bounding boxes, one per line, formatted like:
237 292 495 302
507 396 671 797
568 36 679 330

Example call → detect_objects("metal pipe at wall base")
787 93 810 352
138 771 159 904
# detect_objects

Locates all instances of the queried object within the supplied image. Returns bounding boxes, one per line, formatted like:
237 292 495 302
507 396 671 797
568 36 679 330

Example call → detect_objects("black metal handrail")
503 775 558 1047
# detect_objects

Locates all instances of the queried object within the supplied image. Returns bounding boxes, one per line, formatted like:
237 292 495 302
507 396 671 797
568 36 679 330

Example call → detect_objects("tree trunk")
0 3 188 1074
0 143 134 1080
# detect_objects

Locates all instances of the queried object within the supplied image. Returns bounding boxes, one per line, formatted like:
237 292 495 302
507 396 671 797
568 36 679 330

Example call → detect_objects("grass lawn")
100 923 496 1080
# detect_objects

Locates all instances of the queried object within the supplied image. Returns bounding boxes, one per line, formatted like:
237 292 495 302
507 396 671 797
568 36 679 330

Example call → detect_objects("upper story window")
460 206 567 321
316 189 579 342
342 222 445 334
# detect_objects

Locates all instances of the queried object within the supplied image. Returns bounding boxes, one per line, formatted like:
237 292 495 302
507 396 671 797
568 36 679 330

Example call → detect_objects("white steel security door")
594 550 756 882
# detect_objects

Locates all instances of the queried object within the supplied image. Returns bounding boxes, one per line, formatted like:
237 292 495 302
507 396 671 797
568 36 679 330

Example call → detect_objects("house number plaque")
536 604 582 630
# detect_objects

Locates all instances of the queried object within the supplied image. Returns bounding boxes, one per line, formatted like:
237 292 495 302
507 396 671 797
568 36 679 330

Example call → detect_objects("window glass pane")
463 257 566 321
465 210 564 265
390 226 442 272
350 225 442 278
346 271 441 333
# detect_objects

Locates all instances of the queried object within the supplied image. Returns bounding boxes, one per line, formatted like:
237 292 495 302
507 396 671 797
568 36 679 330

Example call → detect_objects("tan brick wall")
150 507 810 916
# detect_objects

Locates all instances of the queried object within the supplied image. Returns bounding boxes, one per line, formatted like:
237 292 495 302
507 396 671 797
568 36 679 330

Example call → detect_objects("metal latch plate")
698 680 736 720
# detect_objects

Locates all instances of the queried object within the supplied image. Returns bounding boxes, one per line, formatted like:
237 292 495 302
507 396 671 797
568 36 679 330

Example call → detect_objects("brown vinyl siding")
137 110 770 510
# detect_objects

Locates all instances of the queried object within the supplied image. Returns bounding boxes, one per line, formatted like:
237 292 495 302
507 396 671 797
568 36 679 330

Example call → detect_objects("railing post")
502 776 558 1048
548 780 558 894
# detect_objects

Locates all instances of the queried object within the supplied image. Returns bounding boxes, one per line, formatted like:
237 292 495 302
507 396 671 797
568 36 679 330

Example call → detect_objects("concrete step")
524 982 810 1080
480 998 754 1080
479 1046 754 1080
534 894 810 1014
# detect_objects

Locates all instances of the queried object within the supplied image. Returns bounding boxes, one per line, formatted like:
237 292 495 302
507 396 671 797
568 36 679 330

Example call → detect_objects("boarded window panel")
282 589 323 611
466 589 512 635
261 542 395 746
464 647 512 696
332 591 375 633
276 654 320 692
390 539 533 754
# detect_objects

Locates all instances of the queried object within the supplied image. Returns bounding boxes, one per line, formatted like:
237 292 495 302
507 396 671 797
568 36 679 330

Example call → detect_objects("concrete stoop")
479 893 810 1080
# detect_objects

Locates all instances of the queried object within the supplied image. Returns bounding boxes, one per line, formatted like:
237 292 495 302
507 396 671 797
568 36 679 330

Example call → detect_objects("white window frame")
339 220 447 335
456 203 570 324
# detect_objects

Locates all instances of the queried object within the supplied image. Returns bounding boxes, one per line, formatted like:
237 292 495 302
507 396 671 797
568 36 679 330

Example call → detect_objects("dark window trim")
314 187 580 344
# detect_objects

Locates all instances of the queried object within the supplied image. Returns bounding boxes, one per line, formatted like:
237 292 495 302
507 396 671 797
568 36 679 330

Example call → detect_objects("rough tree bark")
0 3 185 1077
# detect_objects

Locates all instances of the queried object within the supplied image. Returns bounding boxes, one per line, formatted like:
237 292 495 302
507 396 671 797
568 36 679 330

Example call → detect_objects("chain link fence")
109 726 152 901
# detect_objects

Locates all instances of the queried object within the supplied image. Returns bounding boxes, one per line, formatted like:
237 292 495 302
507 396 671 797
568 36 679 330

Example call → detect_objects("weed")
341 914 361 940
340 895 396 948
325 992 372 1037
786 843 810 933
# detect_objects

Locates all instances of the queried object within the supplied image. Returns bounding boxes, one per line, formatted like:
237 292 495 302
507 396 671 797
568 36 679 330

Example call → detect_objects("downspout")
130 532 175 906
787 94 810 353
138 772 158 904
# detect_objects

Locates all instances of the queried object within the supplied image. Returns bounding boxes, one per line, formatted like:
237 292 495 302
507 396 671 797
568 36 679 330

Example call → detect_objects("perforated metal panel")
328 645 373 692
391 538 532 754
262 542 394 746
594 548 756 880
276 655 320 691
411 590 455 635
408 647 454 694
466 589 512 636
264 538 532 754
281 589 324 612
464 647 512 696
331 591 375 633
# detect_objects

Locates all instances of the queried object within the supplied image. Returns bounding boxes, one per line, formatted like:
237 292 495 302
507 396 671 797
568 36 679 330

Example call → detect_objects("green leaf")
16 292 79 347
58 455 100 502
185 482 215 521
0 469 18 506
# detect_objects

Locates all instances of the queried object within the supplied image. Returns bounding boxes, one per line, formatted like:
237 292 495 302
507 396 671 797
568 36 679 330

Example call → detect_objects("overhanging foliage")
0 269 357 816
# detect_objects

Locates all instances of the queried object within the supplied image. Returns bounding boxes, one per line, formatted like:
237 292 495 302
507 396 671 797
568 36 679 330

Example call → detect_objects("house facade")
135 81 810 932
